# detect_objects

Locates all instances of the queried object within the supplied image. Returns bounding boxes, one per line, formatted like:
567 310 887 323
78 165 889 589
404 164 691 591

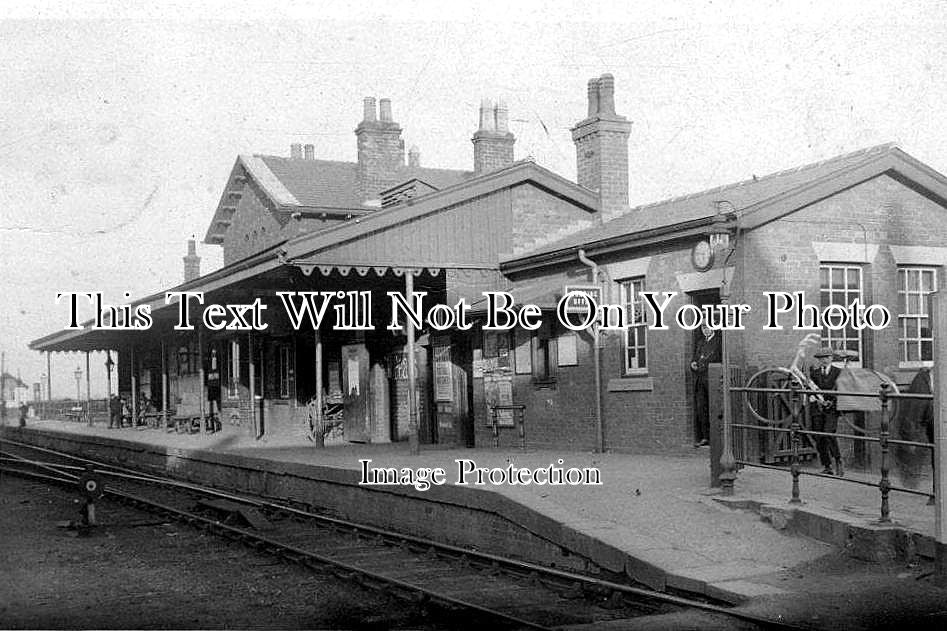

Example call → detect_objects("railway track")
0 437 804 630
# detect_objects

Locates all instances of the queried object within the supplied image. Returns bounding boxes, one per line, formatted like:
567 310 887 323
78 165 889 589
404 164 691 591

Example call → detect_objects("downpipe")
577 249 605 453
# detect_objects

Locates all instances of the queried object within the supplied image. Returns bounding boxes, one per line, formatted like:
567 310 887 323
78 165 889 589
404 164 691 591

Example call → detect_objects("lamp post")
711 206 739 495
74 366 82 401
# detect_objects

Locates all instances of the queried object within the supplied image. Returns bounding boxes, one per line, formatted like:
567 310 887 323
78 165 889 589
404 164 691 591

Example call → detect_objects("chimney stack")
472 98 515 175
408 145 420 168
290 143 303 159
303 144 315 160
571 73 632 222
356 96 405 202
183 238 201 282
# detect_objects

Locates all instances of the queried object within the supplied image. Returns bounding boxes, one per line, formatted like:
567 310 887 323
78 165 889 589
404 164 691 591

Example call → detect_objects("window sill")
531 379 557 390
899 361 934 369
607 376 654 392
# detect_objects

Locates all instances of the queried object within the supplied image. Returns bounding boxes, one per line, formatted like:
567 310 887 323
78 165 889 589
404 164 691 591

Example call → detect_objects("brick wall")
511 183 597 255
472 131 514 174
738 173 947 374
356 121 404 201
572 118 631 222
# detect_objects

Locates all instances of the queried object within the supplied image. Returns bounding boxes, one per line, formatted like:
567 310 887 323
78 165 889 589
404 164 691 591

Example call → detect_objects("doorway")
688 289 721 446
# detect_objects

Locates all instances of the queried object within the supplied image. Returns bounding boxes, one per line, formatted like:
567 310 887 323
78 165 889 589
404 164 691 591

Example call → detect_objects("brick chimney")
183 238 201 282
571 74 632 222
472 98 515 175
290 143 302 159
408 145 420 168
303 144 315 160
355 96 405 202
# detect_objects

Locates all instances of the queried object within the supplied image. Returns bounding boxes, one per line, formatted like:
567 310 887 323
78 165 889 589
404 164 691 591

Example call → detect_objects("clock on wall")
691 239 714 272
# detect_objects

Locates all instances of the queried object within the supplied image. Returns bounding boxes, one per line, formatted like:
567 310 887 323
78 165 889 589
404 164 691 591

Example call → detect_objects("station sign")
562 285 602 313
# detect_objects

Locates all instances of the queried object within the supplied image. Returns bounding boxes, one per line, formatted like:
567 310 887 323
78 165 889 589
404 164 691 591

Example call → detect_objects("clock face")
691 239 714 271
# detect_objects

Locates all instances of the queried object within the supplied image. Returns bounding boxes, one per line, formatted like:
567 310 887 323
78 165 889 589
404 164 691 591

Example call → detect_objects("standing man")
108 394 122 429
810 346 843 476
690 322 721 447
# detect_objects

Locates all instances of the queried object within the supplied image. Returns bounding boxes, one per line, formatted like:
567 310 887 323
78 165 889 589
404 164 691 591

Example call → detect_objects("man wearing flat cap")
809 346 843 476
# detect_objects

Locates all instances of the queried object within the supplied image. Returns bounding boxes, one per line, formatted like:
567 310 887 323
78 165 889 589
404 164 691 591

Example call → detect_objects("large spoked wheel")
743 367 805 426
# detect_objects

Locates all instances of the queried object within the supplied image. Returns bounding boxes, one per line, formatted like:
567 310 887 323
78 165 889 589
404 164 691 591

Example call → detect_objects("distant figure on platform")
809 346 843 476
121 398 132 428
18 402 28 427
109 395 122 429
690 322 721 447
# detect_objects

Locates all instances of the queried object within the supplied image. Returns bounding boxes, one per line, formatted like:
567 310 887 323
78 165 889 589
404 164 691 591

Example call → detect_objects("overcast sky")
1 0 945 398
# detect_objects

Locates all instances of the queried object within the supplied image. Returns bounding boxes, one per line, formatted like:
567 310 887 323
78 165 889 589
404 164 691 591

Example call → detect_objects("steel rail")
1 439 808 631
1 461 549 630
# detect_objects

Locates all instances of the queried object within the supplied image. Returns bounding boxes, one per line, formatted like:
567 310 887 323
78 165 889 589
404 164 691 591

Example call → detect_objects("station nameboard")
562 285 601 313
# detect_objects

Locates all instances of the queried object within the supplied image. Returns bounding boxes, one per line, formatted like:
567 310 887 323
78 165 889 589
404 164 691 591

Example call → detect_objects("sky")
1 0 946 398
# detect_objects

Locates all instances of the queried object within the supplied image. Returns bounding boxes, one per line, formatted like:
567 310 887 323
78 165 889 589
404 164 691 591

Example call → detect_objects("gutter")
502 216 718 276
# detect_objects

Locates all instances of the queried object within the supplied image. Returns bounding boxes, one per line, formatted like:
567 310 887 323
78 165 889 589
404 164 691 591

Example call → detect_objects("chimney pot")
379 98 392 122
303 144 314 160
599 73 615 115
290 143 303 159
587 78 600 117
494 99 509 133
408 145 420 167
363 97 377 122
479 98 495 132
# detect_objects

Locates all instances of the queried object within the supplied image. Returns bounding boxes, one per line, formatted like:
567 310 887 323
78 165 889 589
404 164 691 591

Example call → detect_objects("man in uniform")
809 346 843 476
690 322 721 447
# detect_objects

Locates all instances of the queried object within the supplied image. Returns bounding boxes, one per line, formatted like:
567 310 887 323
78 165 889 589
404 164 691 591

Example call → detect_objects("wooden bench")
64 407 84 422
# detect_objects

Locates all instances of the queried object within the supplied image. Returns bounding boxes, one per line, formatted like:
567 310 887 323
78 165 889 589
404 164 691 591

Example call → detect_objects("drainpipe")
578 249 605 453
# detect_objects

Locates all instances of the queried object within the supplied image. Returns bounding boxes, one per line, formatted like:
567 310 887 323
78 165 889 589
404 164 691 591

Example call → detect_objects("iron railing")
731 381 934 522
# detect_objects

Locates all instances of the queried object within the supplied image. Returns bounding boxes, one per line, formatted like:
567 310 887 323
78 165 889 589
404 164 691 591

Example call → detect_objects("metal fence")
731 381 934 523
29 399 111 425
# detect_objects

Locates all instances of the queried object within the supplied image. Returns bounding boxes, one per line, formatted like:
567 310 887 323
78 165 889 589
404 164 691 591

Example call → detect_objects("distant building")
1 373 30 407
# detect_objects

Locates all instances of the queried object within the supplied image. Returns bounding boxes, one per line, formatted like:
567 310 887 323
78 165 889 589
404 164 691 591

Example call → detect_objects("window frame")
531 319 558 385
619 277 648 375
897 266 937 368
819 263 864 367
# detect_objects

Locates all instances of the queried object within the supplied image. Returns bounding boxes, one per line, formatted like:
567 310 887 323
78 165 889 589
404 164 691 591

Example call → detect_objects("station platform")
3 417 939 606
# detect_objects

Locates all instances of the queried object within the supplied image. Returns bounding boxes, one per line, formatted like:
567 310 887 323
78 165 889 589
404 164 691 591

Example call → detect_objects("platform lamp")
710 203 740 495
74 366 82 401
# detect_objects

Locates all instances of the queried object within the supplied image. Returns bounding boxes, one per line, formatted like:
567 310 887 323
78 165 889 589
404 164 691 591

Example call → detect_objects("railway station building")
30 76 947 456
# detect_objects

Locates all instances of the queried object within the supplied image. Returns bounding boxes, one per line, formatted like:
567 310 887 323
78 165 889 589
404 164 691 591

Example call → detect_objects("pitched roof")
504 143 947 272
205 154 473 244
251 155 472 209
1 373 28 388
255 156 360 208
